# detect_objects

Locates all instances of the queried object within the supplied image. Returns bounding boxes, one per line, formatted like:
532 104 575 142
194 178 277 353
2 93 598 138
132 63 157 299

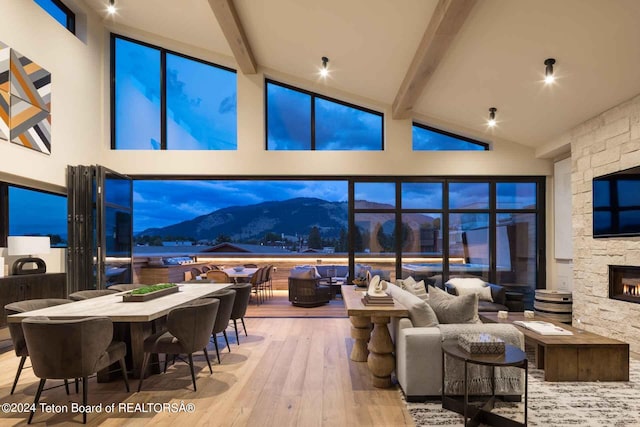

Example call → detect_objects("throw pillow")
455 285 493 302
403 279 428 302
387 283 438 327
445 277 486 289
427 285 480 324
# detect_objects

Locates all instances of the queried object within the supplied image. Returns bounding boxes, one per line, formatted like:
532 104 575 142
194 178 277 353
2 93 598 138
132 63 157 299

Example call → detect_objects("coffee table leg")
367 316 395 388
349 316 371 362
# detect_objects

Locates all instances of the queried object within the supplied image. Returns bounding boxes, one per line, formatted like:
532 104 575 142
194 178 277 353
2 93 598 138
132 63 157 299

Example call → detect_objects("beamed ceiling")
83 0 640 153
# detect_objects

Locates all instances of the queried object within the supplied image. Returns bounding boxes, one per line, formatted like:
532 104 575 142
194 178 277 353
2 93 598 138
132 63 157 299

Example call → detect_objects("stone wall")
572 93 640 353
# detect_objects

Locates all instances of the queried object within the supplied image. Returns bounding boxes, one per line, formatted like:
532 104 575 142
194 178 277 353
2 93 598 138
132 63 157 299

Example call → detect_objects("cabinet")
0 273 67 326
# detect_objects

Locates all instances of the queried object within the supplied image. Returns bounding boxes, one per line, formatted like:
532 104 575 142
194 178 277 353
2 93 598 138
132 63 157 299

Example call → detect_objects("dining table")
222 267 258 281
7 282 233 380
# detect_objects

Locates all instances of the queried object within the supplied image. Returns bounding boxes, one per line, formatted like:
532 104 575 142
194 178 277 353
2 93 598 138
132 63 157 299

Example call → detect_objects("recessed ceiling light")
319 56 329 78
487 107 497 127
544 58 556 84
107 0 117 15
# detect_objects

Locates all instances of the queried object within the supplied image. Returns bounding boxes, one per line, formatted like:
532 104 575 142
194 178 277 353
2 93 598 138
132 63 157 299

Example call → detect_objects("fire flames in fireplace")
623 282 640 296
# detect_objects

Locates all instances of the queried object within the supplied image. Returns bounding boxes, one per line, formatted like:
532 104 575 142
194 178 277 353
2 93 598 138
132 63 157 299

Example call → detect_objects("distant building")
162 241 194 246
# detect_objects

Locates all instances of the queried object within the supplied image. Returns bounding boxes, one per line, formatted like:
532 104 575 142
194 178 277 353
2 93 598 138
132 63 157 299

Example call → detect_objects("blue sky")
9 187 67 237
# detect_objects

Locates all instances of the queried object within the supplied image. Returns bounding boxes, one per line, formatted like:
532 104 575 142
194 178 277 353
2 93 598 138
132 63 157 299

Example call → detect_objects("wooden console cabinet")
0 273 67 327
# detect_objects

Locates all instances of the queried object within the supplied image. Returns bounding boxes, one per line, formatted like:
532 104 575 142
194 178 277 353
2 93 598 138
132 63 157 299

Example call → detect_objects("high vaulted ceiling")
83 0 640 151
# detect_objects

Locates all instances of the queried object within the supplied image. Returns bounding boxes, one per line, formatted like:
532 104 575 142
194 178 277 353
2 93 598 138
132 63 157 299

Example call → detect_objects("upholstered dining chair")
205 289 236 363
190 267 203 279
69 289 118 301
137 298 219 392
229 283 252 344
22 316 129 424
4 299 73 395
249 266 265 305
243 263 258 268
206 269 231 283
108 283 145 292
201 265 211 273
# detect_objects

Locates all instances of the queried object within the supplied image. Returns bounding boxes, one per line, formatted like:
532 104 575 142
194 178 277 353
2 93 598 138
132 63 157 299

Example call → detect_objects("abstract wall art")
0 41 9 141
0 40 52 154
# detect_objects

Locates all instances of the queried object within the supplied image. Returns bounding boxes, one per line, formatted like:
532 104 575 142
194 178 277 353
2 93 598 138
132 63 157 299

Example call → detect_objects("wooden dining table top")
7 282 233 323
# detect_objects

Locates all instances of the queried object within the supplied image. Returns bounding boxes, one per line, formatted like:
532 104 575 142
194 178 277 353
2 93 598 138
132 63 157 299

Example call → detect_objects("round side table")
441 340 528 427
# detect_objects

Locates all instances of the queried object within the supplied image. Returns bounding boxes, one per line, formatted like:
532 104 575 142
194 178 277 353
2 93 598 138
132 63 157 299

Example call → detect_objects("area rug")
407 358 640 427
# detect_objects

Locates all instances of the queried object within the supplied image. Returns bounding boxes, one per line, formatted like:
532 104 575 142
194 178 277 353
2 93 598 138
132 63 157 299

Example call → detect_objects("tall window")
34 0 75 33
6 185 67 247
413 123 488 151
111 34 237 150
266 80 383 150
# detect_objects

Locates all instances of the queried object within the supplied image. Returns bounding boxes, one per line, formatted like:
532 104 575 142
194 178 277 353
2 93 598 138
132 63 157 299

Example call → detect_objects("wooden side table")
341 285 409 388
441 340 528 427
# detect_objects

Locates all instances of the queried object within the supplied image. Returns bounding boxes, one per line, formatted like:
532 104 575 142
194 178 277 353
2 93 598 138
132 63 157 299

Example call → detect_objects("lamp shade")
8 236 51 256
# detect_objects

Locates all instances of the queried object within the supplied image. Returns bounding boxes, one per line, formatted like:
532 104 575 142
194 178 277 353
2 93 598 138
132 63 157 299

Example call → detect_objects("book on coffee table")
513 320 573 335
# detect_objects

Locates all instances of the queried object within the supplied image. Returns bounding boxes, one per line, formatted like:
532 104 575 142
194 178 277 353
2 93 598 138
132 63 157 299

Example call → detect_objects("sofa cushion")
456 285 493 302
396 276 428 301
427 285 479 324
388 283 438 327
446 277 486 289
289 266 320 279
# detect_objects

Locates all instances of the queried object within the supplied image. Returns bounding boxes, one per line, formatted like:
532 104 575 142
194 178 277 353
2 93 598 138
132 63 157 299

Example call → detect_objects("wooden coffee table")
480 312 629 381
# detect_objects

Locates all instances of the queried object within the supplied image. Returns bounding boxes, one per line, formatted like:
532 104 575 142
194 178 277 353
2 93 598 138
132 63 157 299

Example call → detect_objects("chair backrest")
167 298 220 353
108 283 144 292
230 283 252 320
4 299 73 357
208 289 236 334
190 267 202 278
264 265 274 281
206 270 231 283
69 289 118 301
22 316 113 379
243 263 258 268
249 267 264 286
201 265 211 273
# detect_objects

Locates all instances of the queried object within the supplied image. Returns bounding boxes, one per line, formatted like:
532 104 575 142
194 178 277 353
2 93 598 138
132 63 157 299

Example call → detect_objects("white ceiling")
84 0 640 150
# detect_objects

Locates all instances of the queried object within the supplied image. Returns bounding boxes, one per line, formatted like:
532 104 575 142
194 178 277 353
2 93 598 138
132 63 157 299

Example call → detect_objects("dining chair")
22 316 129 424
69 289 118 301
205 289 236 363
264 265 274 298
201 265 211 273
206 270 231 283
229 283 252 344
249 266 264 305
138 298 219 392
243 263 258 268
4 299 74 395
190 267 203 279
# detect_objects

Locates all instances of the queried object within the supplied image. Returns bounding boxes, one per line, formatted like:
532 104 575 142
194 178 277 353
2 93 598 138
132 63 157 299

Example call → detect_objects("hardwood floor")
0 316 414 426
245 290 347 318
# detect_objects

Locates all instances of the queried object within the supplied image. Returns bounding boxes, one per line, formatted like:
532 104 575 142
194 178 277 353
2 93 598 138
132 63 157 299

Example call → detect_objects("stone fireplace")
609 265 640 303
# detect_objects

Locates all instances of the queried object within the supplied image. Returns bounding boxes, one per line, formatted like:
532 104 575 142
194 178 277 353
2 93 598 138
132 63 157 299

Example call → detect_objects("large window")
34 0 75 34
266 80 383 150
2 185 67 247
111 34 237 150
413 123 488 151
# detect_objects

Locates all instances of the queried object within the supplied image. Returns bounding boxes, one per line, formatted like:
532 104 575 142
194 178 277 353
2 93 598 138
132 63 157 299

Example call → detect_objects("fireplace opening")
609 265 640 304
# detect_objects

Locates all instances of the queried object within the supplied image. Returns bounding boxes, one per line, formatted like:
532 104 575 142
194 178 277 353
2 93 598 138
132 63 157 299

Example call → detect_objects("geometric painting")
7 45 51 154
0 41 8 141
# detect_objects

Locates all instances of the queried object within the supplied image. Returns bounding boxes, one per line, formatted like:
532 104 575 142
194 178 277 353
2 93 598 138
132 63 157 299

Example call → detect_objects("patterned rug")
407 357 640 427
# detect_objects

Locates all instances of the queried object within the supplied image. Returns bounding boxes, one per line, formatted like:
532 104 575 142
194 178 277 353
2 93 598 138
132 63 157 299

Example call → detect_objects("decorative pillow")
397 277 428 302
446 277 486 289
456 285 493 302
427 285 480 324
387 283 438 327
289 266 320 279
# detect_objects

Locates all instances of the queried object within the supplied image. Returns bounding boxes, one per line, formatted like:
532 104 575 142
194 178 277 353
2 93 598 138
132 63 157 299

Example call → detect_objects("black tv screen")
593 165 640 237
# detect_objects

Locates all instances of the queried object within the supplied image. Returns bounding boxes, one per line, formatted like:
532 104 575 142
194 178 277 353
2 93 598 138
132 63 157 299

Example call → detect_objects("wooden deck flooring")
245 290 347 318
0 311 413 426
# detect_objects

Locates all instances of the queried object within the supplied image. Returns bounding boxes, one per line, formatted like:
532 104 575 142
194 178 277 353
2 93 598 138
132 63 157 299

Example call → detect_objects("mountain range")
139 197 436 242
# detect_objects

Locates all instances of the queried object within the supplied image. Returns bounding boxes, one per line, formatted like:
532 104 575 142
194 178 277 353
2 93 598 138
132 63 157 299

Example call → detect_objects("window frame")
35 0 76 34
0 182 68 248
110 33 238 151
412 122 489 151
265 79 384 151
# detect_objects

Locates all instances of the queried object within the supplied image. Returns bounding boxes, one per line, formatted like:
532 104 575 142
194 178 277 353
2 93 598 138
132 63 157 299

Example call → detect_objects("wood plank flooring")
0 316 414 426
245 290 347 318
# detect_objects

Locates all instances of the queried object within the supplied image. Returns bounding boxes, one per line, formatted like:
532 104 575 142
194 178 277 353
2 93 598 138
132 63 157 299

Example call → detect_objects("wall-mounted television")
593 165 640 237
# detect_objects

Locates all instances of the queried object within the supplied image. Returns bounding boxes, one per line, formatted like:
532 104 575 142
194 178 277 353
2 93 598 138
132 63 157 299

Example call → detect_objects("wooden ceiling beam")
392 0 478 119
208 0 257 74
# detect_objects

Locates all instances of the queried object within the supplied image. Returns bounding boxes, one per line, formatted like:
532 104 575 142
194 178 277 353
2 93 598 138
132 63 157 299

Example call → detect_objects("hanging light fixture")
319 56 329 78
544 58 556 84
107 0 117 15
488 107 497 127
